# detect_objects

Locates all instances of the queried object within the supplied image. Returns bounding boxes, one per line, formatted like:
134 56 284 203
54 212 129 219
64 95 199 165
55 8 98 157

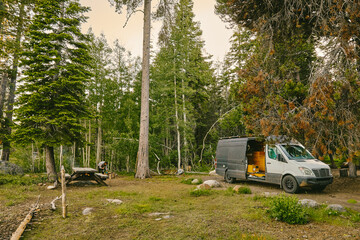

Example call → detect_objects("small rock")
155 218 162 221
203 180 221 188
47 185 56 190
263 192 278 197
112 199 123 205
299 199 319 208
209 170 217 175
191 179 199 184
106 199 123 204
176 169 184 175
162 215 171 219
197 183 211 190
149 212 169 217
327 204 346 212
82 207 94 215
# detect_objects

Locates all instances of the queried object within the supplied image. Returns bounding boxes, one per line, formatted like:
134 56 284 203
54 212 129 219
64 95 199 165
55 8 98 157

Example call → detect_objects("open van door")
226 138 248 180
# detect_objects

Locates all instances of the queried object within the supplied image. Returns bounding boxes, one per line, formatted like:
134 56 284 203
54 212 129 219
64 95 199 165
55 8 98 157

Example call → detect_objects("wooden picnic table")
66 167 108 186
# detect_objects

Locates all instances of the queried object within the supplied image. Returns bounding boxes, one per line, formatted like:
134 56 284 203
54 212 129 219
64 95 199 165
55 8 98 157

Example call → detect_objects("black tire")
282 175 299 194
225 171 235 183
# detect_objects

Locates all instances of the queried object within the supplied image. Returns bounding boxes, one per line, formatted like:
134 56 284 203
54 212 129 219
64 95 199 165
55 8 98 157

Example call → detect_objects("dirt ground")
217 169 360 212
1 169 359 240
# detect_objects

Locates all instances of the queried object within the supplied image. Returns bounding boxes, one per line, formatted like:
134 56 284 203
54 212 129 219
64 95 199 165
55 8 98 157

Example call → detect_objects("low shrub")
325 208 341 216
190 188 211 197
347 199 357 204
268 194 308 224
236 186 252 194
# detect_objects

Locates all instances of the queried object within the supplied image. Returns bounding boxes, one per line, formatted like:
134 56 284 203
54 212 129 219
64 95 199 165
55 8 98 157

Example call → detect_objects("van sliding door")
227 139 247 180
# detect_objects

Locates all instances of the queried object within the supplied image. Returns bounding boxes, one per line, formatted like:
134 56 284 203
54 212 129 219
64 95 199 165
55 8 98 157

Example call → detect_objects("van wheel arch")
224 169 235 183
281 174 299 194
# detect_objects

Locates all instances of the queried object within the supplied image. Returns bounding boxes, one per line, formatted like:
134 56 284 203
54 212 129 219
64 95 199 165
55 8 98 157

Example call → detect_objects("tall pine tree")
14 0 91 181
151 0 213 169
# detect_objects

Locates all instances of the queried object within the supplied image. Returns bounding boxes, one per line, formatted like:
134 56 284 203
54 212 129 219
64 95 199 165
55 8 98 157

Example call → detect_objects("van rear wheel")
225 171 235 183
282 175 298 193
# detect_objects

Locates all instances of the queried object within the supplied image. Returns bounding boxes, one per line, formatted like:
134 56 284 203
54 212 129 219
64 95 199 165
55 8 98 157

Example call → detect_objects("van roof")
219 135 298 144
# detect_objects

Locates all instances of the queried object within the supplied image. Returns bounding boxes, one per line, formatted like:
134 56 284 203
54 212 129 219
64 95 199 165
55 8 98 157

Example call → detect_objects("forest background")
0 0 359 179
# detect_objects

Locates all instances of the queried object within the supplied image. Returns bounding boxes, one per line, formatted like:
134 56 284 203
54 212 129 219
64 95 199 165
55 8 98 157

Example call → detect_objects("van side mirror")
277 154 286 162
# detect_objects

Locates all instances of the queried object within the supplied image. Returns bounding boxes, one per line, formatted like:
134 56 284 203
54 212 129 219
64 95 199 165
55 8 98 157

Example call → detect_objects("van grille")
312 168 330 177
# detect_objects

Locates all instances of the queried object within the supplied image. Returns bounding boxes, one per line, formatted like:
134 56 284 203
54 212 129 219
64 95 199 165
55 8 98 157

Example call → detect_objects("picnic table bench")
66 167 108 186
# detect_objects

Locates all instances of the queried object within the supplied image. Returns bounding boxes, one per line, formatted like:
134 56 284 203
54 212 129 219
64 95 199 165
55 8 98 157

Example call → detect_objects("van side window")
268 145 277 160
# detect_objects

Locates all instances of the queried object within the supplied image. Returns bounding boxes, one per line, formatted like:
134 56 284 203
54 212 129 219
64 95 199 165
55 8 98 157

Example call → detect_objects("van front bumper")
295 176 333 187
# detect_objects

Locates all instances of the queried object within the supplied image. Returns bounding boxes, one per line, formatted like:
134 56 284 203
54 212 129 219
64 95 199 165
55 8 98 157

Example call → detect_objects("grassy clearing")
1 174 359 239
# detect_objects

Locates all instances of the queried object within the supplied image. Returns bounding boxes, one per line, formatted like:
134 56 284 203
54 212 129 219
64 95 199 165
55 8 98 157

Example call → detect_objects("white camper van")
215 136 333 193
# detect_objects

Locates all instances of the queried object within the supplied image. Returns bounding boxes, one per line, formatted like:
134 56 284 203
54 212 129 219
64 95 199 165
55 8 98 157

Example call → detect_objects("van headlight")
299 167 314 176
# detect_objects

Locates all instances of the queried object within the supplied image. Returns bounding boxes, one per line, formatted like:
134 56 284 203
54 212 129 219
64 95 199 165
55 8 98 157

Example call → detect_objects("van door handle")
267 162 271 164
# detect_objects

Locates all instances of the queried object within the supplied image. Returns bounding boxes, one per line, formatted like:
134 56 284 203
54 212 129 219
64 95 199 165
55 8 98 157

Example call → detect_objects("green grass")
348 199 358 204
180 177 203 185
0 173 48 185
0 174 358 240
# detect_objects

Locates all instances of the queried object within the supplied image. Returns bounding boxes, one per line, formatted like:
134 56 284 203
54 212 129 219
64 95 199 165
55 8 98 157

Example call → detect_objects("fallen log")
11 195 40 240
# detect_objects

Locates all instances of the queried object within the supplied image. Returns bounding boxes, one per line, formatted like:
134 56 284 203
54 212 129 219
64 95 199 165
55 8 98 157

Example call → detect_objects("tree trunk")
72 142 76 168
59 145 63 167
45 145 57 182
135 0 151 179
87 120 91 167
0 72 8 117
182 79 188 170
126 155 130 173
329 154 336 169
2 2 25 161
349 161 357 178
174 74 181 170
96 119 102 166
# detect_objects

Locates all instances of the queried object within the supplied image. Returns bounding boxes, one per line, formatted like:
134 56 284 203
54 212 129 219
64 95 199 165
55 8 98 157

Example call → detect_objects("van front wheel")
282 175 298 193
225 171 235 183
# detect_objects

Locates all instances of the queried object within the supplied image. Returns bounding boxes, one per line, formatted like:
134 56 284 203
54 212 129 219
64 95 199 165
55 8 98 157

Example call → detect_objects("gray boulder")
209 170 217 176
299 199 319 208
327 204 346 212
191 179 199 184
0 161 24 175
203 180 221 188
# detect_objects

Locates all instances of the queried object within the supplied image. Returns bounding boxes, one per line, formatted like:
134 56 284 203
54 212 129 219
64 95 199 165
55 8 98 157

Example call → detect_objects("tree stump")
339 168 348 177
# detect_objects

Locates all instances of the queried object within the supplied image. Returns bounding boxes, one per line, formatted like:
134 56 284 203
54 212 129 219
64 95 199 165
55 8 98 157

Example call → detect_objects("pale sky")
79 0 233 61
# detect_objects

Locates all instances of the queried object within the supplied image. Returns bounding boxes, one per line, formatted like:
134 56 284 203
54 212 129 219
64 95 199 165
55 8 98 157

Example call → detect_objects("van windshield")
280 145 315 160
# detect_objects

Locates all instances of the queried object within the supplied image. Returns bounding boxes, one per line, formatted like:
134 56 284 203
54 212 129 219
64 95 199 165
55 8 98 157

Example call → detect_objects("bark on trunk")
348 161 357 178
45 145 57 182
135 0 151 179
59 145 63 167
174 74 181 170
329 154 336 169
0 72 8 116
87 120 91 167
96 119 102 166
182 79 188 170
1 2 25 161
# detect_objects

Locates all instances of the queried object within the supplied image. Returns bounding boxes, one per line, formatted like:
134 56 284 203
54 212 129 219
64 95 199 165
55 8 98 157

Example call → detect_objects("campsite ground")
1 170 359 240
